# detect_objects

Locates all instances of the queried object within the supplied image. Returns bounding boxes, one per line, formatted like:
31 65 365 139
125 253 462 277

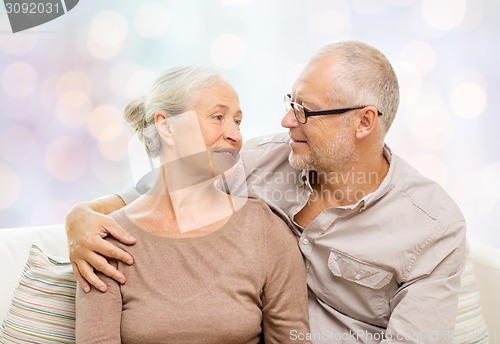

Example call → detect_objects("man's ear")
155 111 174 145
355 107 378 140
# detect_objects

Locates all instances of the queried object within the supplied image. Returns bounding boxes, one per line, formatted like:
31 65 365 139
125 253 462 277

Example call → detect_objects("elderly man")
67 40 466 343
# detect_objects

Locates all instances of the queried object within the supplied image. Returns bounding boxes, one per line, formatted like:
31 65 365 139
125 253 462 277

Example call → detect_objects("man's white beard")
287 124 356 173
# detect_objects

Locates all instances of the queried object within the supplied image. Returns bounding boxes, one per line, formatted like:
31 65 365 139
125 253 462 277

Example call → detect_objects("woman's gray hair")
311 40 400 138
124 65 224 157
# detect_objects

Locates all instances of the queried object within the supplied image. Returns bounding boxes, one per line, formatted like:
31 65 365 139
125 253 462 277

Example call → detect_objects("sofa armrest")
469 240 500 339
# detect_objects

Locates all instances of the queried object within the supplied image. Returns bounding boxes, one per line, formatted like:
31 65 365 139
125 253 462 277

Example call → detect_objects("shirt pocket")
327 249 393 289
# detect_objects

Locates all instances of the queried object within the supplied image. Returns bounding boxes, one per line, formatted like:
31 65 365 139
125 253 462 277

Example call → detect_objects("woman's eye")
234 119 242 126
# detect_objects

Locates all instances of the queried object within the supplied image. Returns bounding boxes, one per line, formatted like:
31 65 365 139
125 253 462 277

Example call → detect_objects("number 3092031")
5 2 61 14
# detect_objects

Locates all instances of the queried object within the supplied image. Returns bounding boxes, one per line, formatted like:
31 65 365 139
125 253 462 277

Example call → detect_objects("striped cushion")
453 246 489 344
0 245 76 343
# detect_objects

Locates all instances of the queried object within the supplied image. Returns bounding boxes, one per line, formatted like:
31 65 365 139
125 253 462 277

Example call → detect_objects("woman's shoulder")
236 198 295 239
236 198 280 221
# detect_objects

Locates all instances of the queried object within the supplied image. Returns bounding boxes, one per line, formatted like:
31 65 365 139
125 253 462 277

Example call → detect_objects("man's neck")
311 151 389 208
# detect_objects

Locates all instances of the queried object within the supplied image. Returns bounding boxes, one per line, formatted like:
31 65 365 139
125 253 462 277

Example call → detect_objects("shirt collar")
358 144 395 210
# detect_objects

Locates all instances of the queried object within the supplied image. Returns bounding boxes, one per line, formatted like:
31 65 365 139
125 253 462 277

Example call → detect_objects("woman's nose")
223 122 242 143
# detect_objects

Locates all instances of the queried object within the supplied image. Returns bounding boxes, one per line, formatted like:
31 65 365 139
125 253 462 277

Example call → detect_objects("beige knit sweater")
76 199 311 343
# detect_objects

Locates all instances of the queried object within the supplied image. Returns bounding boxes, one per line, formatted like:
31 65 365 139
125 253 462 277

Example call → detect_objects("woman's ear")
155 111 174 146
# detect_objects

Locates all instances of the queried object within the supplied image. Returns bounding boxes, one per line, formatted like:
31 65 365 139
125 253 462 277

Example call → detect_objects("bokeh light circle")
56 71 93 96
87 104 124 142
450 82 487 119
87 11 128 59
421 0 466 31
98 130 133 161
56 91 92 127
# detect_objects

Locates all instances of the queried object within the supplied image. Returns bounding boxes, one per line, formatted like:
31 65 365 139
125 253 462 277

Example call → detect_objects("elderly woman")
75 66 311 343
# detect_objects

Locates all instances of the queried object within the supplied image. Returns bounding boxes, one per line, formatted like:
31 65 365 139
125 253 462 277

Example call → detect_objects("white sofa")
1 225 499 341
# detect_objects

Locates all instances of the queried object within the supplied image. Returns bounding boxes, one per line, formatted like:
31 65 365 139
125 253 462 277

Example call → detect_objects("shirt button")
303 238 309 245
355 273 361 280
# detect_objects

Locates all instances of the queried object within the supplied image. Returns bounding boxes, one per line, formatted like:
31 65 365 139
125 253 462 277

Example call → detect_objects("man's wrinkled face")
281 57 357 173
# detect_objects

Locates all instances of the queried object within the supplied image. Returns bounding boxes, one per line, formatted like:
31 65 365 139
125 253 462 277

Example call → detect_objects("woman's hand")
65 196 136 293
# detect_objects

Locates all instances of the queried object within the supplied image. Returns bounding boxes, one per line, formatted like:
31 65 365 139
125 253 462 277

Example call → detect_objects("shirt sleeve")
75 259 123 343
382 221 467 343
116 187 141 206
260 209 312 344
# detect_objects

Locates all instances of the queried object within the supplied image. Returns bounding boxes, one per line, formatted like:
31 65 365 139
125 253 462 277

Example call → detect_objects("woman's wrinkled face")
166 80 243 176
194 80 243 154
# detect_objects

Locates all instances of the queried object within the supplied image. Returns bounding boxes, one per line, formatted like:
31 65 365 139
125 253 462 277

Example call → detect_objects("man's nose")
281 108 299 129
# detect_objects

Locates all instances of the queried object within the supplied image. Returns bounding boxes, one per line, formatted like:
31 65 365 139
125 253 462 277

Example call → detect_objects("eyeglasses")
283 94 383 124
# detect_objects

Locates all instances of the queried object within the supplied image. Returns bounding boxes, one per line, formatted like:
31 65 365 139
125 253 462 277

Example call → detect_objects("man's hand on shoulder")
65 195 136 293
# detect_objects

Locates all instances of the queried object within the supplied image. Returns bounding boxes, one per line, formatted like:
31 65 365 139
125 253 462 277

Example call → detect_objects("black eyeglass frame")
284 94 383 124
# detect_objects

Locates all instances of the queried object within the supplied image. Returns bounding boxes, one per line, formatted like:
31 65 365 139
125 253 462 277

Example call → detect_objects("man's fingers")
71 262 90 293
75 259 108 292
88 249 127 285
93 236 134 266
65 202 134 289
103 219 136 245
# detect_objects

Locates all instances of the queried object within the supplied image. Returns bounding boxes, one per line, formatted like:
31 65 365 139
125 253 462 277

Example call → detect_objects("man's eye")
234 119 242 126
212 114 223 121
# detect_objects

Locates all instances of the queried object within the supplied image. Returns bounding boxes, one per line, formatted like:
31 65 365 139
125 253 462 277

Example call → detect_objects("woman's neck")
125 165 237 236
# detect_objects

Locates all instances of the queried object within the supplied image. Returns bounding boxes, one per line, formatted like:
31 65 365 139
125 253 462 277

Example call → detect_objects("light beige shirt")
121 132 467 344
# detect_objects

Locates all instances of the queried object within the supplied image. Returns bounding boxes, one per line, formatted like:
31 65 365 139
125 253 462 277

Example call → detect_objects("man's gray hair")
311 40 400 137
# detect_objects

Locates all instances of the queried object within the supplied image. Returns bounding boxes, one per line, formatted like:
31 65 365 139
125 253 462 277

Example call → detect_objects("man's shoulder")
243 132 290 150
239 132 293 174
391 153 465 226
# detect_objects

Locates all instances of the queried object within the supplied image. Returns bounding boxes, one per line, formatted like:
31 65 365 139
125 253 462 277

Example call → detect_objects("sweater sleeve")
75 259 123 343
260 208 312 344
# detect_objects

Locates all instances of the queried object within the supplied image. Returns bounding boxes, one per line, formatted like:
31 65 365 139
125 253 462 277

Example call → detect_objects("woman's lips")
211 148 238 157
